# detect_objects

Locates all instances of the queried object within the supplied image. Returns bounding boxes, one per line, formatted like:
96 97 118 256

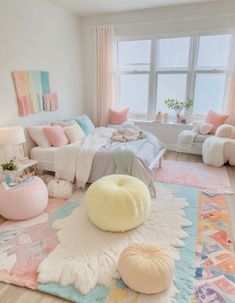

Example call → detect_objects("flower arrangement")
1 160 17 171
164 98 193 116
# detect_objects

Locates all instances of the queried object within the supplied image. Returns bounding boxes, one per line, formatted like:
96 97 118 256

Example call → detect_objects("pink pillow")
109 108 129 125
205 110 228 134
43 125 68 147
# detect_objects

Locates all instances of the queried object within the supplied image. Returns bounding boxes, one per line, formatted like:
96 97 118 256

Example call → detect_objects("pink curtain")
223 35 235 125
93 25 116 127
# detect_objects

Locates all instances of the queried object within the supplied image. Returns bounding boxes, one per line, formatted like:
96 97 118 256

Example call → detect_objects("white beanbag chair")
85 175 151 232
47 179 73 199
118 243 174 294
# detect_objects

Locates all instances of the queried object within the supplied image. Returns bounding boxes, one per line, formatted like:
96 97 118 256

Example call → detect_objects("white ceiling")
48 0 217 16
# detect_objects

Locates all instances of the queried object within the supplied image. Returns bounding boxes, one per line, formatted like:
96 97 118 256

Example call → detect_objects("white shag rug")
37 185 191 303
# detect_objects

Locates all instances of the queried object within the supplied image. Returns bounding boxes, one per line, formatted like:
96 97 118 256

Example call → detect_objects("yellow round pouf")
85 175 151 232
118 243 174 294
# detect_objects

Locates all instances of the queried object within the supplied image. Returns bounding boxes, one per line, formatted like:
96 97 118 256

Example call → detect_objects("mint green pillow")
74 115 95 136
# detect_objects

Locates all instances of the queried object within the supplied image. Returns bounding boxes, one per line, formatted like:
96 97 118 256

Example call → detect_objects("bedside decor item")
155 111 162 122
0 176 48 220
85 174 151 232
118 243 174 294
12 70 58 116
0 126 26 162
1 160 17 184
164 98 193 122
47 179 73 199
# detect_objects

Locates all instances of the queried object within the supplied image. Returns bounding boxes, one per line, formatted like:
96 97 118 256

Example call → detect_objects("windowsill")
132 119 193 127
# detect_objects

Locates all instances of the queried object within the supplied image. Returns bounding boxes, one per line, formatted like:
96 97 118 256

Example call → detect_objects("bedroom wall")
0 0 84 127
81 0 235 119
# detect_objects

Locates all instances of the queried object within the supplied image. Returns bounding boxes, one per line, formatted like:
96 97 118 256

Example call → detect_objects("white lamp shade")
0 127 26 146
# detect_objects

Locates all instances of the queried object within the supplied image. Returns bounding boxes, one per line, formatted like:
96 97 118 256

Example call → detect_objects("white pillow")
64 123 85 143
108 120 138 131
199 123 213 135
216 124 234 138
28 125 51 147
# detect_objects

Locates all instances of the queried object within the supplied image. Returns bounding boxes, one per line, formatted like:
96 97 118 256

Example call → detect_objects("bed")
30 127 165 195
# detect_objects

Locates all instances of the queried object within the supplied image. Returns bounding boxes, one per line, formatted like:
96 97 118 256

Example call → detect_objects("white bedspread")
55 127 113 188
203 136 235 167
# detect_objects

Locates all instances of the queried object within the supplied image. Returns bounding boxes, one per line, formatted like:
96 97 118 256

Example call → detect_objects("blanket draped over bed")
55 127 164 191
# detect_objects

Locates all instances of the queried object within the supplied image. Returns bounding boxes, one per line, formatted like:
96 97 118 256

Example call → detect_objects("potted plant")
1 160 17 184
155 111 162 122
164 98 193 123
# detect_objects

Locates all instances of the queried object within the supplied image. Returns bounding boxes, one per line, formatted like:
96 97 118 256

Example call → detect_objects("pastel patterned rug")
154 160 232 192
0 183 234 303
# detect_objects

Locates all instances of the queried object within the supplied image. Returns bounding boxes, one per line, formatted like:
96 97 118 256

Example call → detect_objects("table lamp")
0 127 26 163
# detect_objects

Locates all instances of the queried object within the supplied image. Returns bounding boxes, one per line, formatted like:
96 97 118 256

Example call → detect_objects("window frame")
116 30 232 121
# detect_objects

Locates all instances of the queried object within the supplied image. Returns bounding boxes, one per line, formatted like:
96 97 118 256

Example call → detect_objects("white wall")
81 0 235 118
0 0 84 127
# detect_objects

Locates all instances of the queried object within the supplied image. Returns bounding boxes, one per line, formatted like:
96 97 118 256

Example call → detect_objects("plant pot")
155 114 161 122
4 170 15 184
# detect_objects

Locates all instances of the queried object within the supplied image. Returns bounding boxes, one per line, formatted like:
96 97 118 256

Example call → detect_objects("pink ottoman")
0 176 48 220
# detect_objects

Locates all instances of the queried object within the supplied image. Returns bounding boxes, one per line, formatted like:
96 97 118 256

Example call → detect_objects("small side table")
18 159 40 177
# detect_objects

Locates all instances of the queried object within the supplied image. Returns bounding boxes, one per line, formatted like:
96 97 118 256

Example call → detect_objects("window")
117 34 231 119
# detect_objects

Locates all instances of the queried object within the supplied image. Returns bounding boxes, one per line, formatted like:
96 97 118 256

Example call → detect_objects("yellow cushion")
85 175 151 232
118 243 174 294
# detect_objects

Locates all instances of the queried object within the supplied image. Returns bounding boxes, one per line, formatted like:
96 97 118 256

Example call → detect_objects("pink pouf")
0 176 48 220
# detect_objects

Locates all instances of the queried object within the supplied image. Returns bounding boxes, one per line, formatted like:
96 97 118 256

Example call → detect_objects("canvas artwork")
12 71 59 116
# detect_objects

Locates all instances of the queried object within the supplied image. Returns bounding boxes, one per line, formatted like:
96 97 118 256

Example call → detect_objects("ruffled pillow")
216 124 234 138
192 122 213 135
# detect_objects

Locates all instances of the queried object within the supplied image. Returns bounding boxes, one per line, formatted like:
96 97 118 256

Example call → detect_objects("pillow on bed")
28 125 51 148
205 110 228 134
109 108 129 125
64 124 85 143
74 115 95 136
43 125 69 147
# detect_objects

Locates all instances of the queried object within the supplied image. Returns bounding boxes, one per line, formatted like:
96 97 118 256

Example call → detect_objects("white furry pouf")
47 179 73 199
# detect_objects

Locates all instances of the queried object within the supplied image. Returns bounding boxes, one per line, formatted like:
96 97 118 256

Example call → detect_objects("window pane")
193 73 226 114
197 34 231 69
120 74 149 113
156 74 187 114
118 40 151 71
157 37 191 70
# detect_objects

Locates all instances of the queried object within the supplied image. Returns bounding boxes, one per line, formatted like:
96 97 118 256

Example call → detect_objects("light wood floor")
0 151 234 303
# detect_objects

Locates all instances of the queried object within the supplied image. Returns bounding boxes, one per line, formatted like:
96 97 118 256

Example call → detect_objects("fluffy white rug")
37 185 191 303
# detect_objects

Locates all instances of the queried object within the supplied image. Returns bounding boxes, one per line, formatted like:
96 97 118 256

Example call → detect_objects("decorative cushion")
192 122 213 135
28 125 51 147
205 110 228 134
74 115 95 136
216 124 234 138
199 123 213 135
47 179 73 199
64 124 85 143
118 243 174 294
109 108 129 125
85 175 151 232
43 125 69 147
